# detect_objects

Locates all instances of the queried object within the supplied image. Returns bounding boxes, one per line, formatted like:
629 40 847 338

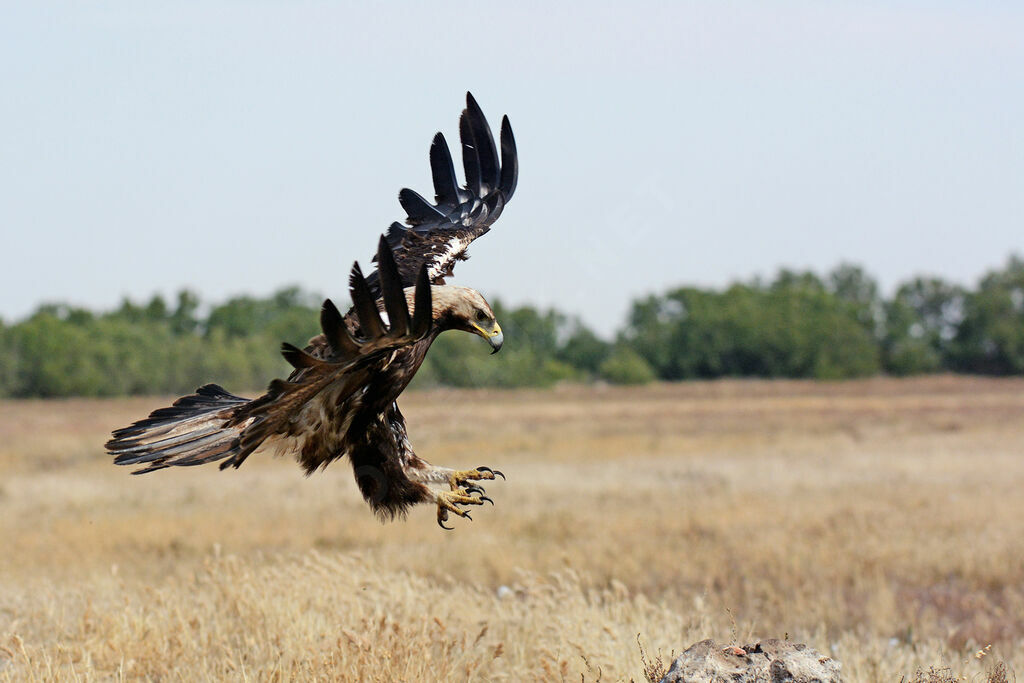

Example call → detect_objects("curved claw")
464 484 487 495
475 466 506 480
438 519 454 531
478 495 494 506
464 512 473 521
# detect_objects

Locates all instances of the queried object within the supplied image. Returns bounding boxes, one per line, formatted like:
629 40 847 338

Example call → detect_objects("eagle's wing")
364 92 518 298
108 238 431 475
224 237 433 470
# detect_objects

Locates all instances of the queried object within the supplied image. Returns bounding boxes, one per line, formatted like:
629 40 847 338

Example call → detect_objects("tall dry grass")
1 377 1023 680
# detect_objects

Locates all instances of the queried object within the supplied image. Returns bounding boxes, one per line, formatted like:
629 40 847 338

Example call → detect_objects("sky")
2 1 1022 336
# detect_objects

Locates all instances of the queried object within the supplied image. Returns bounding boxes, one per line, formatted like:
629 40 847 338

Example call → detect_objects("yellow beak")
471 322 504 354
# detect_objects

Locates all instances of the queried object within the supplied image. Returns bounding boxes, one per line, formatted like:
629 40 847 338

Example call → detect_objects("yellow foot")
435 489 490 530
448 465 505 493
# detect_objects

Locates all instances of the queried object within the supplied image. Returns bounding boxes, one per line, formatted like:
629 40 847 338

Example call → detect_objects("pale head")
405 285 503 353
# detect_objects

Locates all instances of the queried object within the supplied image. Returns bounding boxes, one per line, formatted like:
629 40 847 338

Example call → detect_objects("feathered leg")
388 405 504 529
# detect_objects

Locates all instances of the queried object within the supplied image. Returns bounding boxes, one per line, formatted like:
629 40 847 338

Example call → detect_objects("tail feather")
108 384 251 474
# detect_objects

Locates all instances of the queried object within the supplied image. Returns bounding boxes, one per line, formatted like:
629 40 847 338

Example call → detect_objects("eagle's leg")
403 463 504 491
403 462 504 529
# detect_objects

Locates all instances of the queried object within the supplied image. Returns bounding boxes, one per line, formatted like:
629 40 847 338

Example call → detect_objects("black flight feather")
465 92 499 191
349 262 385 339
398 188 445 227
499 115 518 198
429 132 460 209
320 298 359 357
281 342 320 369
411 264 432 337
459 112 482 199
376 237 411 337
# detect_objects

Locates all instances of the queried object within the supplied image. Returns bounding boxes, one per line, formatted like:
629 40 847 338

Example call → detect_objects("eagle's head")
427 285 503 354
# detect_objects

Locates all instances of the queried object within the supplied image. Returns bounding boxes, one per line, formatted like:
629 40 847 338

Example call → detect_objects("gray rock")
658 638 841 683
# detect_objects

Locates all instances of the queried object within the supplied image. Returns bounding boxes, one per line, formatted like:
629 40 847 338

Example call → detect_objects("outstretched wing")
108 238 431 475
365 92 518 298
225 237 434 471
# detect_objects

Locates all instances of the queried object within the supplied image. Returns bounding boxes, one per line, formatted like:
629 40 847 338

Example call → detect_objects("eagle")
106 93 517 529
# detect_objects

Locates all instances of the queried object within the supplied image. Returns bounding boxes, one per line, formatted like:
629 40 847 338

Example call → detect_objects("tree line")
1 256 1023 398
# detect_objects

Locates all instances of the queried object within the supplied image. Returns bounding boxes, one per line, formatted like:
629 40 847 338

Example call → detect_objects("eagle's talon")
434 488 487 529
475 466 506 480
450 466 506 491
437 506 453 530
477 466 505 480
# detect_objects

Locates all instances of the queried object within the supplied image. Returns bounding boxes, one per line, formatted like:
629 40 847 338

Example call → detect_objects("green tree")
828 263 883 337
621 271 880 380
882 277 964 375
6 312 106 397
206 285 320 345
555 321 611 375
598 345 656 385
0 322 16 397
170 290 200 335
949 256 1024 374
620 293 685 379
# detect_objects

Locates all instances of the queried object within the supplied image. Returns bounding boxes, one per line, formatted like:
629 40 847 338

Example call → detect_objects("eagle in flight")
107 93 517 529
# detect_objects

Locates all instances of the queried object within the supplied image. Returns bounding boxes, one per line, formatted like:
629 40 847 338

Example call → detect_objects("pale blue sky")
2 2 1022 335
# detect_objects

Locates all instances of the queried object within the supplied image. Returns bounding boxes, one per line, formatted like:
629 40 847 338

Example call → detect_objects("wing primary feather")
411 264 432 337
398 188 445 226
376 236 411 337
320 298 360 357
499 115 518 199
485 193 506 225
465 92 499 190
281 342 321 369
349 262 386 339
459 112 483 198
429 132 459 209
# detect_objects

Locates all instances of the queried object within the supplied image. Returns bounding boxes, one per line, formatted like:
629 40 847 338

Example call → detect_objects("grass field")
2 377 1023 681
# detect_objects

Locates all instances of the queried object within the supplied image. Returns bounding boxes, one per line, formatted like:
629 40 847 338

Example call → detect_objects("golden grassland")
1 377 1023 681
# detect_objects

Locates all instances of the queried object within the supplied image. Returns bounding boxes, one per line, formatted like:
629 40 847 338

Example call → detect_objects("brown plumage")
107 93 516 528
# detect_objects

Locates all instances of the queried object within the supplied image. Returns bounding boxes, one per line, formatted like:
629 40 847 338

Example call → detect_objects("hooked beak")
472 322 504 354
488 329 504 354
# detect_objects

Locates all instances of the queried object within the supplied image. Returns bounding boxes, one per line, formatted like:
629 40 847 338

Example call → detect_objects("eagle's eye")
475 309 489 322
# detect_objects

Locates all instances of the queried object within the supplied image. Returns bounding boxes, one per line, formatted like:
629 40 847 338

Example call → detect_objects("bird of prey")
107 93 517 529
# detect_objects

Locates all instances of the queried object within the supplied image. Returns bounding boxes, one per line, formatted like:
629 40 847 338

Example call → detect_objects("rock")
657 638 841 683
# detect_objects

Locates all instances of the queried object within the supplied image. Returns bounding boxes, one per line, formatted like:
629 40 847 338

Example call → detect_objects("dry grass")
1 376 1023 681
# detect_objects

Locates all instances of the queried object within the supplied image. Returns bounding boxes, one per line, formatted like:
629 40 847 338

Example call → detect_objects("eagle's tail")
107 384 251 474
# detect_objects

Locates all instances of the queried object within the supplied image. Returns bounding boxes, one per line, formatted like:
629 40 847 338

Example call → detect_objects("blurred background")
2 2 1023 398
